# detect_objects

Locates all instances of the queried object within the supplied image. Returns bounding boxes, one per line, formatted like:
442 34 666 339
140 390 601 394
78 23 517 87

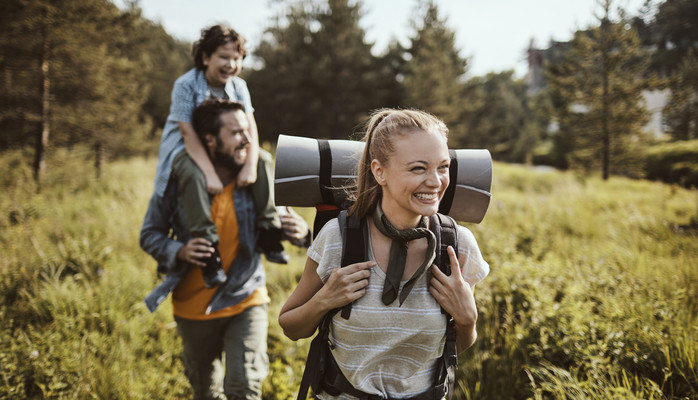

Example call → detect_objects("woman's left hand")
429 246 478 329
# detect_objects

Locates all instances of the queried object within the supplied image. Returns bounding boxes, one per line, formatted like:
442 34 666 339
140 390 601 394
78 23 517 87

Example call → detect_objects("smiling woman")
279 108 489 400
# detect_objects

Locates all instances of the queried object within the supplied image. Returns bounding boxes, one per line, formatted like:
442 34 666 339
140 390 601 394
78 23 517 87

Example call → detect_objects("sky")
123 0 650 78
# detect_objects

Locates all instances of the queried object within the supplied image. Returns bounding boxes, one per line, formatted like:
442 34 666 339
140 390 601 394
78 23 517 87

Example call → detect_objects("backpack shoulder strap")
428 213 459 399
338 210 365 319
429 213 459 276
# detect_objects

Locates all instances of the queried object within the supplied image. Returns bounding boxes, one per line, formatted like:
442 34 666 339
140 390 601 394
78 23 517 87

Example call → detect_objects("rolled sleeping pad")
274 134 492 223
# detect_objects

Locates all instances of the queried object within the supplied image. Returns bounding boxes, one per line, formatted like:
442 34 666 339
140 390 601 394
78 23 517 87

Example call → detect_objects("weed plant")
0 149 696 399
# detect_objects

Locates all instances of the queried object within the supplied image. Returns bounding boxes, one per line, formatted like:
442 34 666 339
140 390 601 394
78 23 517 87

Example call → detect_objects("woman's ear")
371 159 386 186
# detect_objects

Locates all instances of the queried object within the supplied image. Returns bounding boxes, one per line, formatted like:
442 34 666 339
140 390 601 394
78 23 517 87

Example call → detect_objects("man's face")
210 109 250 172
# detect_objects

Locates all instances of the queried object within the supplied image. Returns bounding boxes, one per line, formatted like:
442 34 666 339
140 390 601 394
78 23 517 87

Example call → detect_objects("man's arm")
139 191 185 273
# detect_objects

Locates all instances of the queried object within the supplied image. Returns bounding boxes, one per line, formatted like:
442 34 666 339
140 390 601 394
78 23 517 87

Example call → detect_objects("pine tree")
546 0 651 179
664 51 698 140
248 0 388 141
0 0 166 182
402 1 467 137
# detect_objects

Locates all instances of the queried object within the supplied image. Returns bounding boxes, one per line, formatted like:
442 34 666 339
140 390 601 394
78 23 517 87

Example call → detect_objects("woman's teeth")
414 193 436 201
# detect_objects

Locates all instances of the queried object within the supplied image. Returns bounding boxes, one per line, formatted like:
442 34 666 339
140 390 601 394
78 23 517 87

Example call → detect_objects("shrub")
645 140 698 187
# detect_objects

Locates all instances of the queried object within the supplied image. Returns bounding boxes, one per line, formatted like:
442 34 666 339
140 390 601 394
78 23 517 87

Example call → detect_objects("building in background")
526 41 669 138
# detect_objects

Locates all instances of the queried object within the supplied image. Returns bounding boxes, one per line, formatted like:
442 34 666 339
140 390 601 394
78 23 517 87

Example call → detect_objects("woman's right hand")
316 261 375 310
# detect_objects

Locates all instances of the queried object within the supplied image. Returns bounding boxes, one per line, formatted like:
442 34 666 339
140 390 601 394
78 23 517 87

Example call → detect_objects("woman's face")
371 129 450 228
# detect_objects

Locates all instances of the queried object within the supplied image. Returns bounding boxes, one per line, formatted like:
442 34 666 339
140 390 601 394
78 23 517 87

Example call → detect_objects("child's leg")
172 150 219 245
252 149 281 230
252 149 288 264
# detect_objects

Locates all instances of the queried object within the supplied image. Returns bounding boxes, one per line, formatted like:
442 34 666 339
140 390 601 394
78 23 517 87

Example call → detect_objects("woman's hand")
429 246 478 351
236 162 257 187
176 238 214 267
316 261 375 310
279 258 374 340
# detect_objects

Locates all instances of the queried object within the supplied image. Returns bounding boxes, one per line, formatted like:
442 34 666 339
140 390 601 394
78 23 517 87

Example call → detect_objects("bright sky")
123 0 649 78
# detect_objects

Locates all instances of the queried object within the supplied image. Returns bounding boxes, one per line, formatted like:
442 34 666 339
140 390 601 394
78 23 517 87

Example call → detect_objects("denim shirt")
140 180 264 314
153 68 254 198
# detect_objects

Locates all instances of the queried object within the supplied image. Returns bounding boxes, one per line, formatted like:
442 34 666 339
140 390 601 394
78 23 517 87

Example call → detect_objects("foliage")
0 0 190 171
247 0 392 142
401 0 468 139
1 150 696 399
645 139 698 187
546 0 653 179
663 50 698 141
644 0 698 77
461 71 546 163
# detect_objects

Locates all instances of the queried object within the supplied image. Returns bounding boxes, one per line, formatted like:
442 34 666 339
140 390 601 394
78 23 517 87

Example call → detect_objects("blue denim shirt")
140 180 264 314
153 68 254 198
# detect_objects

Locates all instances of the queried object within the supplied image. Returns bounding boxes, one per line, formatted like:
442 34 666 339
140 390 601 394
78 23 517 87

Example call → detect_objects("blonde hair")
348 108 449 219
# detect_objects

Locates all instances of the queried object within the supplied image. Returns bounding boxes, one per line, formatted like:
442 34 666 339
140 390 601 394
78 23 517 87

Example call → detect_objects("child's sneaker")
257 227 289 264
201 247 227 288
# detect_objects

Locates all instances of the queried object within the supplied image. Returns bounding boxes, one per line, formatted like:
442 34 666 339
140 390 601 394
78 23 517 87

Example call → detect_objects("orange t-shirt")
172 182 269 320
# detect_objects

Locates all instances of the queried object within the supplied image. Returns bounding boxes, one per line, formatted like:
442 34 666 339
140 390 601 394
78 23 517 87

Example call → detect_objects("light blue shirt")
153 68 254 197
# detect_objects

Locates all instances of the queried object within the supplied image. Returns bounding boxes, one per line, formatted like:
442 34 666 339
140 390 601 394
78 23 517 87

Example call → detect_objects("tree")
0 0 188 182
461 71 544 162
546 0 652 179
648 0 698 77
401 1 468 139
248 0 390 142
664 51 698 140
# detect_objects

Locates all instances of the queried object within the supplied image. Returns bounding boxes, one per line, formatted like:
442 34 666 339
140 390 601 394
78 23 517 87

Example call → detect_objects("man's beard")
213 147 244 176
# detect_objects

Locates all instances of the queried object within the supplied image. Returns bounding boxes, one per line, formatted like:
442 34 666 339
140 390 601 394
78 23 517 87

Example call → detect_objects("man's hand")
280 207 311 247
176 238 214 267
236 163 257 187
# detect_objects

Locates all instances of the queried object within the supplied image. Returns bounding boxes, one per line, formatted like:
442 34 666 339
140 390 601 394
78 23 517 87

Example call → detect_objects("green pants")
172 149 280 244
174 304 269 400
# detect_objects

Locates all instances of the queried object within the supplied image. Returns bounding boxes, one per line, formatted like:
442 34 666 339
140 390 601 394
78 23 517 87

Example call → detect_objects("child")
153 24 287 288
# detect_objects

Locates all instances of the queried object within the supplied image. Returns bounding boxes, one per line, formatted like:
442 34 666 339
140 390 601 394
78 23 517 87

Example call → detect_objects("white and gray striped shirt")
307 218 489 399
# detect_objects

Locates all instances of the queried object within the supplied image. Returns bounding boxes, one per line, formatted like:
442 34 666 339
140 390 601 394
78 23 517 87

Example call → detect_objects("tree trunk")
33 21 50 185
601 11 611 181
94 141 103 179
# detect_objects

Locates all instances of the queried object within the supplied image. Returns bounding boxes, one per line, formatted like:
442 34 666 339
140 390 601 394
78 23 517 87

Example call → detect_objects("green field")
1 148 696 399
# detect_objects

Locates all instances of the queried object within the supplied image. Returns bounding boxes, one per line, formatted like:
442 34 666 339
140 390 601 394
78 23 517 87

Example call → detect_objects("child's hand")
236 163 257 187
205 171 224 195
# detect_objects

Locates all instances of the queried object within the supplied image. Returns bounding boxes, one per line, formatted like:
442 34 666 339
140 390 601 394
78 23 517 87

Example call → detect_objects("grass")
0 148 696 399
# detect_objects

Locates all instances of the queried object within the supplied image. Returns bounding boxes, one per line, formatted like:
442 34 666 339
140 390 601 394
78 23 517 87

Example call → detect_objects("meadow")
0 147 696 399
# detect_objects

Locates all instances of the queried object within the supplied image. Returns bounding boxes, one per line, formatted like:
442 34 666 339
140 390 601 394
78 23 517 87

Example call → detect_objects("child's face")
203 41 243 88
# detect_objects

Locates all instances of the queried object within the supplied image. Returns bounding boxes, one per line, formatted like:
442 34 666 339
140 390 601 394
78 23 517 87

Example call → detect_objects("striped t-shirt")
307 218 489 399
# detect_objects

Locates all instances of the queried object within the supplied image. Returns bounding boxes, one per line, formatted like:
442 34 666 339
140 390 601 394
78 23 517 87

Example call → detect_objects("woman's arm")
236 112 260 187
428 246 479 353
279 258 374 341
179 121 223 195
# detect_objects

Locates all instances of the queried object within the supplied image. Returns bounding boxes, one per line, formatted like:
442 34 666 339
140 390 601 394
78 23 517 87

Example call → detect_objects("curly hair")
192 24 247 70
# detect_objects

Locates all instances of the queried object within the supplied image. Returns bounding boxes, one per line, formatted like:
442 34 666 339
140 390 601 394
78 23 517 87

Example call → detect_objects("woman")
279 109 489 399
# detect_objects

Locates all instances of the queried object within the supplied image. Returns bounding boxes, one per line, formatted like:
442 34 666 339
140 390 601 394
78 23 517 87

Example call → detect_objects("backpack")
296 210 460 400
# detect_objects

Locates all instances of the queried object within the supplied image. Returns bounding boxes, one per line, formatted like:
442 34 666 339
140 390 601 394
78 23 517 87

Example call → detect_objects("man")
140 98 310 400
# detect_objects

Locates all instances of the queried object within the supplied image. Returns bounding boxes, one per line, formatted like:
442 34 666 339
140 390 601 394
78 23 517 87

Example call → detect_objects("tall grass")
0 150 696 399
